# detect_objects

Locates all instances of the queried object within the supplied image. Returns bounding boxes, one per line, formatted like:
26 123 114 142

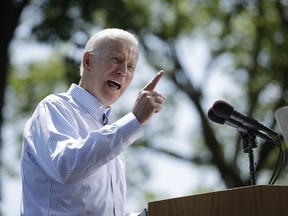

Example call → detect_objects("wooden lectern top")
148 185 288 216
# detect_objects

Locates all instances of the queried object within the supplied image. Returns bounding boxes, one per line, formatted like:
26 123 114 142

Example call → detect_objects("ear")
83 52 91 69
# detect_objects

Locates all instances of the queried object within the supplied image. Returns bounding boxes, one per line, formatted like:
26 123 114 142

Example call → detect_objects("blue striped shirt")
20 84 144 216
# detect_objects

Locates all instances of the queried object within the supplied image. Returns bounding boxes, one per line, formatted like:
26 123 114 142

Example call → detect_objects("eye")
111 57 119 63
128 65 135 73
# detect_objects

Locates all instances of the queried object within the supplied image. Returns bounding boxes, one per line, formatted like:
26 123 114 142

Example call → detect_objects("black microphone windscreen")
212 100 234 119
208 108 225 124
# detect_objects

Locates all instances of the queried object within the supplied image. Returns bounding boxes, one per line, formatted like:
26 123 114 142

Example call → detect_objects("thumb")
142 70 164 91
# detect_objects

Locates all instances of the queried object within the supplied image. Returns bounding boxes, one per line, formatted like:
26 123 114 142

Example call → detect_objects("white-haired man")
20 28 166 216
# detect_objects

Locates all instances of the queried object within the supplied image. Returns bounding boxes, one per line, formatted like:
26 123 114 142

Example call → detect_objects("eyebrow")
110 51 137 63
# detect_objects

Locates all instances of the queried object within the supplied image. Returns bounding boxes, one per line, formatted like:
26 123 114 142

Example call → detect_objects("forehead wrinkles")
98 38 139 62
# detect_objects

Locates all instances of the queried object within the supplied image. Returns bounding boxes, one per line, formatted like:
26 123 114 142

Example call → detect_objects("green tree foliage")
3 0 288 212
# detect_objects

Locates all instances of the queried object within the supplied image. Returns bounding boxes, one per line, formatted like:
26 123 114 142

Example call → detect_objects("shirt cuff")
114 112 144 144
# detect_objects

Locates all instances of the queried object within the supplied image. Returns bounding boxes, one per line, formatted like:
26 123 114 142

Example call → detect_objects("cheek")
125 74 134 88
121 75 133 92
127 72 134 83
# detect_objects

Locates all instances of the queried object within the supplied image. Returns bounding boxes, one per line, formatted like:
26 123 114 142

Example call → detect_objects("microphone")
212 100 278 139
208 108 248 134
208 108 275 142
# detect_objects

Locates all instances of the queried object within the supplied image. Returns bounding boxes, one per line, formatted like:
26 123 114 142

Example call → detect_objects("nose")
117 61 128 76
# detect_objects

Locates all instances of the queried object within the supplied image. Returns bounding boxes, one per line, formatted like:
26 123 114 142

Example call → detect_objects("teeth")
107 80 121 90
111 80 120 85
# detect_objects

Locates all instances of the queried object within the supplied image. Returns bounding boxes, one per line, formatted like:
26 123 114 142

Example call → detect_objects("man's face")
82 37 139 107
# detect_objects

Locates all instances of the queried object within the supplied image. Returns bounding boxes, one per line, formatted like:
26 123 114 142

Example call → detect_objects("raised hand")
132 70 166 126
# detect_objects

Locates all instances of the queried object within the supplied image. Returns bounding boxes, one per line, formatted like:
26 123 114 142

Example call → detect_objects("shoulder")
28 93 74 121
38 92 71 109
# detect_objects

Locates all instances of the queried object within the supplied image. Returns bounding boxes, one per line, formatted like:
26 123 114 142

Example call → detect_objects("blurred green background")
1 0 288 215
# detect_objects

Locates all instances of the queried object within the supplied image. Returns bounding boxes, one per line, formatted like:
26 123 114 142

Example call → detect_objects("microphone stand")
239 130 257 185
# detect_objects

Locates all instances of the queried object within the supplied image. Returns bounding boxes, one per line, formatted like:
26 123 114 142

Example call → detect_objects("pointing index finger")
143 70 164 91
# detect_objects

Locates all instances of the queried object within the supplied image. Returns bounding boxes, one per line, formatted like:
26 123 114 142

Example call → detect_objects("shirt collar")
67 83 111 121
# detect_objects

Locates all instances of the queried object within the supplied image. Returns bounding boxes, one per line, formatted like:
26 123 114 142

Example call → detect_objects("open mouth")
107 80 121 90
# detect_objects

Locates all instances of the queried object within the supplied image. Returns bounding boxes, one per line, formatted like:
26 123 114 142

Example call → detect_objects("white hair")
79 28 139 76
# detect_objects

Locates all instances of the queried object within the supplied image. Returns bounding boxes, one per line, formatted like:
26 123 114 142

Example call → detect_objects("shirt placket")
110 160 123 216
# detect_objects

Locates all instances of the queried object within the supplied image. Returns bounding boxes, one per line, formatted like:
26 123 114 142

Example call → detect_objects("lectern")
148 185 288 216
